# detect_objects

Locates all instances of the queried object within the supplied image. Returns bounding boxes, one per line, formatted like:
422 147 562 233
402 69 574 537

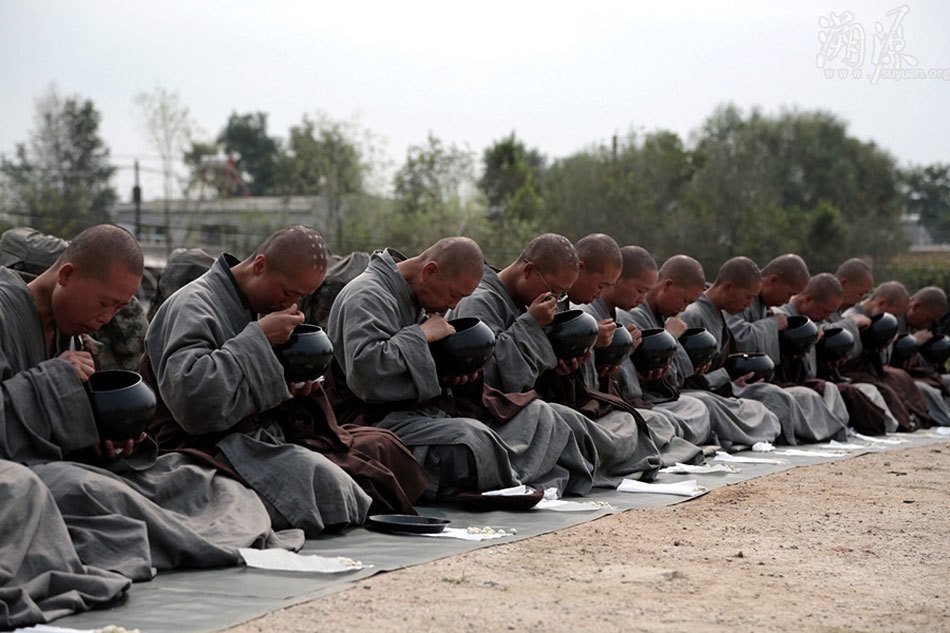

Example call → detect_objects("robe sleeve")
680 302 731 391
451 293 556 393
146 302 290 434
332 284 441 404
1 354 99 463
725 307 781 364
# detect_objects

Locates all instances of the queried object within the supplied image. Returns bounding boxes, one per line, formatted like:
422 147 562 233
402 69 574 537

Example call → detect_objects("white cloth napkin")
822 440 880 450
238 548 369 573
482 484 532 496
936 426 950 436
713 451 788 465
751 442 775 452
410 527 512 541
617 478 705 496
772 448 848 458
12 627 96 633
850 431 907 444
659 462 741 474
533 498 616 512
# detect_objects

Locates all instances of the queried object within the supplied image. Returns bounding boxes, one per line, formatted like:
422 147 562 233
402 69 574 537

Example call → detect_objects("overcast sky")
1 0 948 202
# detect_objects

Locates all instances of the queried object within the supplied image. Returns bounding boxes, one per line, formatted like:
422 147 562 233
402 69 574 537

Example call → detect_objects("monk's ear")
421 261 440 281
522 261 536 280
767 274 780 286
252 254 268 275
56 262 76 287
577 261 586 272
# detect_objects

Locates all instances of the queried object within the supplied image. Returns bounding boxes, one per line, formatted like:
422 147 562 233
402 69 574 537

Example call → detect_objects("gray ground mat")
25 430 950 633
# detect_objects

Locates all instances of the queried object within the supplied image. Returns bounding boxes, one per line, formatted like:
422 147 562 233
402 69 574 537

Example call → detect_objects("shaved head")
575 233 622 274
803 273 843 304
57 224 143 281
870 281 909 305
520 233 579 273
835 258 873 283
658 255 705 288
256 225 328 275
419 237 485 280
910 286 948 313
713 257 761 289
762 254 810 287
619 246 657 280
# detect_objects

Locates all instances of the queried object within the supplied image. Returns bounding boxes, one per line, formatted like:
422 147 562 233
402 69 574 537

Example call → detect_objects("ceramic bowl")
920 334 950 366
815 327 854 364
632 328 678 371
860 312 899 351
679 327 719 369
888 332 919 367
87 370 157 440
274 324 334 382
543 309 599 361
724 352 775 383
430 317 496 375
780 315 820 356
594 322 634 366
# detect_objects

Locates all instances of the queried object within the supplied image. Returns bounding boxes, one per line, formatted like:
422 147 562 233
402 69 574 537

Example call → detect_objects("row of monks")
2 224 948 627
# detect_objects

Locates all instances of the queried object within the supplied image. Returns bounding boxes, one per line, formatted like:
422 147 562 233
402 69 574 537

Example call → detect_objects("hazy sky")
1 0 948 202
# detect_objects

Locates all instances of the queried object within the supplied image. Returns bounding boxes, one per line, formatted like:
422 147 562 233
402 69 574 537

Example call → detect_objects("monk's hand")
598 363 622 378
555 352 591 376
443 370 480 385
258 306 305 344
732 371 758 387
595 319 617 348
289 379 318 397
771 313 788 331
420 314 456 342
93 432 146 460
694 361 712 376
60 350 95 383
528 293 558 327
627 324 643 350
639 363 671 382
912 330 934 346
664 316 687 339
850 314 872 329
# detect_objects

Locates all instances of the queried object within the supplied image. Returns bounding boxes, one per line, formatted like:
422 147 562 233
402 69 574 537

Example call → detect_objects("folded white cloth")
772 449 848 458
482 484 532 496
659 462 740 474
239 548 369 573
412 527 513 541
713 451 788 465
534 498 616 512
751 442 775 452
13 627 96 633
936 427 950 436
851 432 907 444
617 478 705 496
823 440 880 450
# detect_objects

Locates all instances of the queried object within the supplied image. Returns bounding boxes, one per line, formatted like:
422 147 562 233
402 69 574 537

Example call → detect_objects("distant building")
112 196 333 262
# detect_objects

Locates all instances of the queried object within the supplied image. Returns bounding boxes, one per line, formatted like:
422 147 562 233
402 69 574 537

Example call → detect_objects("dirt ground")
224 444 949 633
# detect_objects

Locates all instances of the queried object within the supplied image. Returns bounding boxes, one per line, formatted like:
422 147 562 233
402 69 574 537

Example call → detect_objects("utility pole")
133 160 142 240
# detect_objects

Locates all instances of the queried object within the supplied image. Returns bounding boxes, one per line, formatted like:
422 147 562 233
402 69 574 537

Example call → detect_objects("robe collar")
218 253 253 316
370 248 422 320
481 266 523 316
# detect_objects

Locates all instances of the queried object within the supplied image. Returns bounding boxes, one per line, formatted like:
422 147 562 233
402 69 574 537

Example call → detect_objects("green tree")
901 164 950 243
0 86 116 237
217 112 281 196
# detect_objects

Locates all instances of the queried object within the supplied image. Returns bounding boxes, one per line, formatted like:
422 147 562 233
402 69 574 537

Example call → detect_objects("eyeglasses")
531 263 567 301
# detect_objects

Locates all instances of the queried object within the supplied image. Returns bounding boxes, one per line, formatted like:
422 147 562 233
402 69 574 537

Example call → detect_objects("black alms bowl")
920 334 950 366
860 312 899 351
274 324 334 382
594 322 634 367
816 327 854 364
724 352 775 383
543 309 599 361
632 328 678 371
679 327 719 369
780 315 820 356
889 332 919 367
430 317 496 375
87 370 157 440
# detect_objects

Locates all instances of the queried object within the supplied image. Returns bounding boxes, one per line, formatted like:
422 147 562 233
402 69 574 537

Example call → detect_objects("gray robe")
895 314 950 425
775 302 899 432
146 255 372 535
0 267 295 583
449 266 661 485
0 460 129 628
626 300 782 449
682 294 847 444
579 298 708 465
328 250 520 498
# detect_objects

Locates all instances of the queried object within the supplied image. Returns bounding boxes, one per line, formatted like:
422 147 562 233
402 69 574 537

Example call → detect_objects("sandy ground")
224 444 949 633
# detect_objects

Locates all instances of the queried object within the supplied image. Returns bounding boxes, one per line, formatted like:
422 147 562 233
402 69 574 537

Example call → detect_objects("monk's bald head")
712 257 761 289
658 255 705 288
763 254 810 285
520 233 579 274
575 234 622 274
619 246 657 280
803 273 843 304
256 225 328 275
866 280 910 317
57 224 143 281
419 237 485 280
835 257 874 310
907 286 948 328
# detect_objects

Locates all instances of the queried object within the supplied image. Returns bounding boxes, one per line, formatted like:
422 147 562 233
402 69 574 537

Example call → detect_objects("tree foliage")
901 163 950 243
0 86 116 237
216 112 281 196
